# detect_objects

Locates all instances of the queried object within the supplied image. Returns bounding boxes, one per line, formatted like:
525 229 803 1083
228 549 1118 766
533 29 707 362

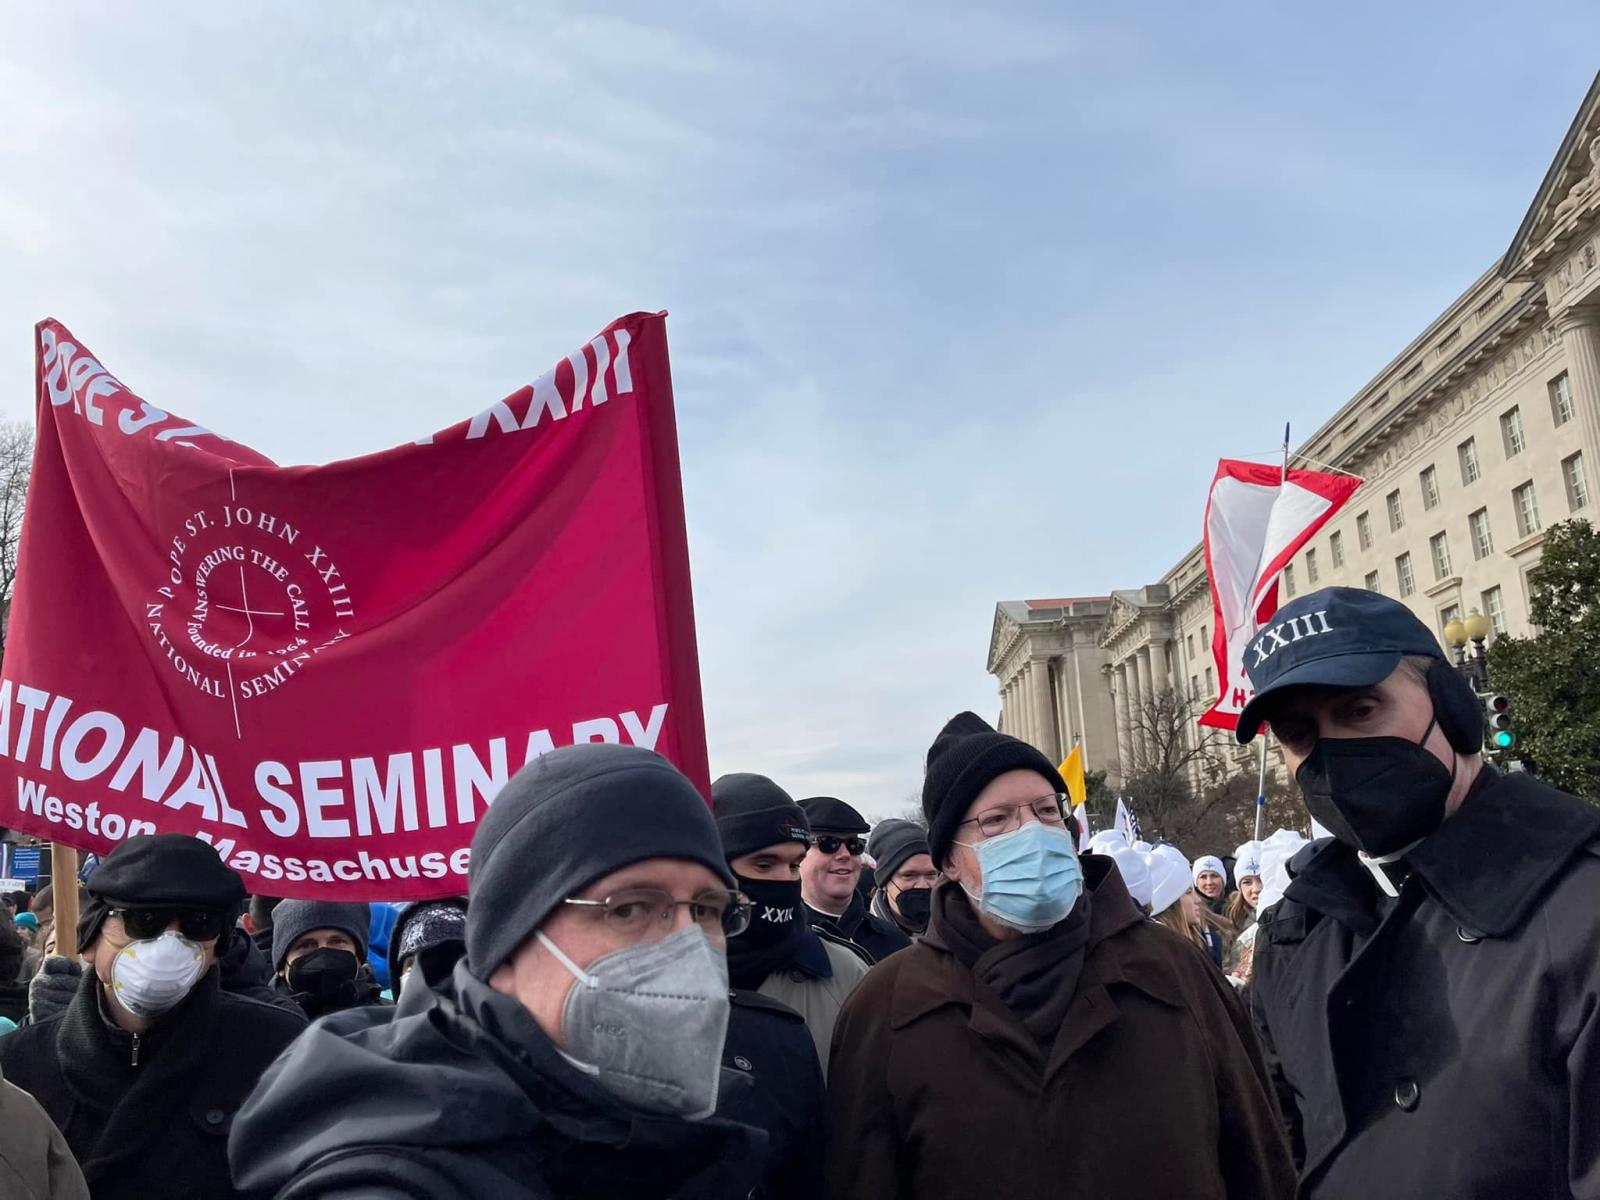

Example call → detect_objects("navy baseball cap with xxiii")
1235 586 1445 744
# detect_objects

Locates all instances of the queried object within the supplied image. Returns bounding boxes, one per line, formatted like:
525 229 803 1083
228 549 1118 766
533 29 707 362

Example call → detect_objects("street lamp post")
1443 610 1492 693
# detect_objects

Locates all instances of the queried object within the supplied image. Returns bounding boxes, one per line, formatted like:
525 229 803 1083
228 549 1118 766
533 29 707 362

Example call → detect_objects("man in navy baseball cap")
1235 586 1452 746
1243 585 1600 1198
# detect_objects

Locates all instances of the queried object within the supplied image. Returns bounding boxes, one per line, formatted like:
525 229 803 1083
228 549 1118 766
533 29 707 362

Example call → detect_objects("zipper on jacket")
130 1032 141 1067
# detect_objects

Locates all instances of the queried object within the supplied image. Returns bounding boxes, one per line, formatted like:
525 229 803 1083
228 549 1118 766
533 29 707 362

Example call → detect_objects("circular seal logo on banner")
145 505 356 707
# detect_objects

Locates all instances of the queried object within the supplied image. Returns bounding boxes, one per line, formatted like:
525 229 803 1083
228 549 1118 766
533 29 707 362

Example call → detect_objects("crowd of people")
0 584 1594 1199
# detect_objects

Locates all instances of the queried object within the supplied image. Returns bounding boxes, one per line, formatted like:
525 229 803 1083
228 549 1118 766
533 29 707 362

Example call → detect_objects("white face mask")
109 930 208 1019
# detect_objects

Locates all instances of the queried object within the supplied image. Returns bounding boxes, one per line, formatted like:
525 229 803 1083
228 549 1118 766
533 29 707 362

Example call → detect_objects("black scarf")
927 881 1093 1051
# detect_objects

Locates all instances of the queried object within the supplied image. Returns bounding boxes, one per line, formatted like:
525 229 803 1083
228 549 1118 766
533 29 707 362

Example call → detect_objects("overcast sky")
3 4 1598 819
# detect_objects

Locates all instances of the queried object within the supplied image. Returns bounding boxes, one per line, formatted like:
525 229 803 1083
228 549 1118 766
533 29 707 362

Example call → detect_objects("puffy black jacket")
229 960 766 1199
722 989 826 1200
0 966 305 1200
1252 768 1600 1198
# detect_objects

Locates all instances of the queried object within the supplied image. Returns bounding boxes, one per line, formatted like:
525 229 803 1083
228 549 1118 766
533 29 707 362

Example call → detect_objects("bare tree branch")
0 421 34 661
1119 685 1262 853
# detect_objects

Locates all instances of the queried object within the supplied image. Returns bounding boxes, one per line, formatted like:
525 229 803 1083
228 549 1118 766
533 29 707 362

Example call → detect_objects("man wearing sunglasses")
0 833 307 1200
231 742 766 1200
798 796 910 963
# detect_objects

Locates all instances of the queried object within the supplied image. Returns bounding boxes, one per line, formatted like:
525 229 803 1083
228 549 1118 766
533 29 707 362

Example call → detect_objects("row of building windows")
1347 372 1576 551
1280 453 1588 600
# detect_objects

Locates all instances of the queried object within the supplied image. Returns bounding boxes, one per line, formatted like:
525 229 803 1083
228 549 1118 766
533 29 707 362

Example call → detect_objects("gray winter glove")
27 956 83 1024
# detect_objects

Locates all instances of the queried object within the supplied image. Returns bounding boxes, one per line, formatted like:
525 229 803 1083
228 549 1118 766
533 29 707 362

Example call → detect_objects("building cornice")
1503 70 1600 279
1341 287 1546 471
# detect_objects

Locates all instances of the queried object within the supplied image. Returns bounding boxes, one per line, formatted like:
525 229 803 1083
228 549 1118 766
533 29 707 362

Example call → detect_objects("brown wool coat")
827 862 1296 1200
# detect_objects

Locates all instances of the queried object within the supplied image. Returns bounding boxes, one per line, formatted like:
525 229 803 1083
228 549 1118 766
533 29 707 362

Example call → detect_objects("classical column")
1149 638 1170 694
1556 307 1600 472
1125 657 1144 770
1070 646 1092 765
1113 662 1132 780
1136 647 1157 763
1012 663 1030 746
1056 651 1080 759
1029 659 1059 762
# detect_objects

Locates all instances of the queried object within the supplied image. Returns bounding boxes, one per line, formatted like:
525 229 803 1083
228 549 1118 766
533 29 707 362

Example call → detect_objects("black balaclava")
712 773 813 990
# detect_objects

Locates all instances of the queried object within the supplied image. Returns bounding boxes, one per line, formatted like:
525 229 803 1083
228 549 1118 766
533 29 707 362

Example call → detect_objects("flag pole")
1254 423 1291 843
50 843 80 957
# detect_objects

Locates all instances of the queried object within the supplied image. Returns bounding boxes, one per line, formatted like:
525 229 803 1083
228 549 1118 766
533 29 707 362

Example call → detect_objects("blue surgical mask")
955 820 1082 933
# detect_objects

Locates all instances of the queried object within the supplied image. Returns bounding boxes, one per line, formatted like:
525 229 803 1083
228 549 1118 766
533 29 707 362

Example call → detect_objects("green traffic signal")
1483 694 1515 753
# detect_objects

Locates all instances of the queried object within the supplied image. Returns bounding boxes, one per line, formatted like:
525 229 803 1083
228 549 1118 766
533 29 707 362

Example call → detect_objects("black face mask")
890 885 932 932
734 877 804 950
1295 717 1456 858
285 947 362 1015
727 876 804 990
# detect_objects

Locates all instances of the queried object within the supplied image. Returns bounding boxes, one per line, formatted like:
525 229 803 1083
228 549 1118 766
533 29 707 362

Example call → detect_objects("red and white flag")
1197 459 1361 731
1 314 708 899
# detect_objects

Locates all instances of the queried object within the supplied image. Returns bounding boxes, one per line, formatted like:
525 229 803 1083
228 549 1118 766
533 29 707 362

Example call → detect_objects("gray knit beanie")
270 900 371 970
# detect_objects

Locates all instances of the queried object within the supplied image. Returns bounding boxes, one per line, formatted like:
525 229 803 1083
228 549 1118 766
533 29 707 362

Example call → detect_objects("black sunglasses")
112 907 230 942
814 835 866 856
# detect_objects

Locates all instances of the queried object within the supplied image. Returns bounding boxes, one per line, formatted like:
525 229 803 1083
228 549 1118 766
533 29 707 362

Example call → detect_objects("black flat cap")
798 796 869 835
79 833 247 949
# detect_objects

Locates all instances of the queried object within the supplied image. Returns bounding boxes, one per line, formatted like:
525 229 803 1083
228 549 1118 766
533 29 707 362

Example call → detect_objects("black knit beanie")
389 898 468 977
712 774 812 860
867 819 931 887
922 712 1069 868
467 743 734 979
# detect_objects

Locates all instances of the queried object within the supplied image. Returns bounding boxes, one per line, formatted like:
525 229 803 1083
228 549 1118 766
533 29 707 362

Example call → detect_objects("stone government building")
989 72 1600 793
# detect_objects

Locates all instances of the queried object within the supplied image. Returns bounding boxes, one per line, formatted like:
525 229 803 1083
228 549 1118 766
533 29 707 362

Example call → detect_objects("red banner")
1 313 708 899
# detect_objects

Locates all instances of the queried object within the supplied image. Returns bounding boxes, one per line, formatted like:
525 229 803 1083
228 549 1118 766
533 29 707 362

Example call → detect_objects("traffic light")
1484 694 1515 753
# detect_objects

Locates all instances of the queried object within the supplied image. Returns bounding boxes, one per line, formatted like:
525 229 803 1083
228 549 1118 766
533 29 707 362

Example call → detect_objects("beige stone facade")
986 597 1120 773
990 73 1600 791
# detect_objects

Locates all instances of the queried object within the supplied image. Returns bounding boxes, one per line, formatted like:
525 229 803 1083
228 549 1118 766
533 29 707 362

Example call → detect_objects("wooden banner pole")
50 844 80 958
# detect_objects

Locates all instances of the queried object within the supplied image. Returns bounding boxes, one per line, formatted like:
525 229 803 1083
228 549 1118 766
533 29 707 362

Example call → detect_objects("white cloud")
2 2 1595 825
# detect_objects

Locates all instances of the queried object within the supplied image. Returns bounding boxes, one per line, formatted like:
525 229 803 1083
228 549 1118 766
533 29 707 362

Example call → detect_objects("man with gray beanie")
269 899 385 1019
866 818 938 939
230 743 766 1200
